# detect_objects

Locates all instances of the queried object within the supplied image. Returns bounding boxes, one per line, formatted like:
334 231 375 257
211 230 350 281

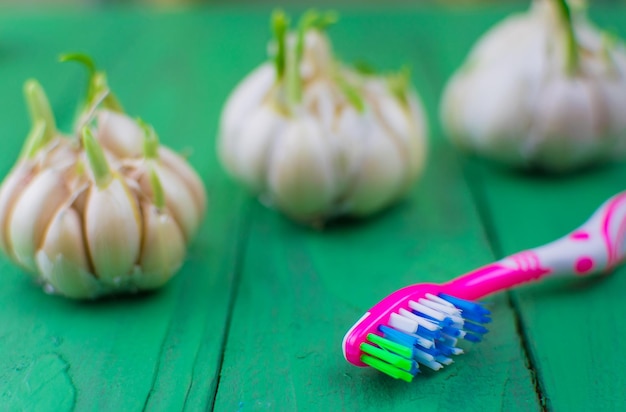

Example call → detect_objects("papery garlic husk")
441 0 626 172
218 11 428 223
0 58 207 299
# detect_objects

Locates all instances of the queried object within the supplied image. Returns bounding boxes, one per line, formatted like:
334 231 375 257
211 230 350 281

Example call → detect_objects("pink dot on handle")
575 257 594 275
570 231 590 240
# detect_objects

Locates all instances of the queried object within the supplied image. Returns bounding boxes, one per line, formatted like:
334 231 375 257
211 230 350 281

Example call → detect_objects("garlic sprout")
218 10 428 223
0 55 207 299
441 0 626 172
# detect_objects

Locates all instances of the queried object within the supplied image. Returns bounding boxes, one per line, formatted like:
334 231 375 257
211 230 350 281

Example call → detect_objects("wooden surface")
0 4 625 411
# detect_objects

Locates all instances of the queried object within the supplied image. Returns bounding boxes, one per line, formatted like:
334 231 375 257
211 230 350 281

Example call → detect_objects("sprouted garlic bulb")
218 10 428 223
441 0 626 172
0 55 207 299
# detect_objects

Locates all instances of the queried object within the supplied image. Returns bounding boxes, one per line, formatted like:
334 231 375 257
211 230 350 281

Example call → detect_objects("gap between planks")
460 155 549 412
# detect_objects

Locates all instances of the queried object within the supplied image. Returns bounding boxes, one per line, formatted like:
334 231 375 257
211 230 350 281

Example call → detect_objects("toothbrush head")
342 286 491 382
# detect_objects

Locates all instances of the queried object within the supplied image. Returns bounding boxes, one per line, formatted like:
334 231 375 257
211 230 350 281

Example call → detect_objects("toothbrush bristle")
360 293 491 382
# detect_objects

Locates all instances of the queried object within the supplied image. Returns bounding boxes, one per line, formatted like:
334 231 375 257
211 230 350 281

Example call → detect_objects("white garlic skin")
441 1 626 172
218 30 428 222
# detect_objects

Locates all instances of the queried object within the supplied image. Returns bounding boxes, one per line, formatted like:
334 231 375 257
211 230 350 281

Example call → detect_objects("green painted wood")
213 9 538 411
439 5 626 411
1 4 624 411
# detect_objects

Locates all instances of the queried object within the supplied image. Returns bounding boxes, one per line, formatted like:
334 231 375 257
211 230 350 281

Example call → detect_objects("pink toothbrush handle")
444 191 626 301
343 191 626 366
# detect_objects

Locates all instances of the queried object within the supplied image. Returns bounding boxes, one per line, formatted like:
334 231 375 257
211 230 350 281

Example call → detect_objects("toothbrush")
342 191 626 382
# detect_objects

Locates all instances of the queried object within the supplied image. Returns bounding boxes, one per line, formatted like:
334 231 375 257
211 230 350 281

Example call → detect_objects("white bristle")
416 336 435 350
435 355 454 366
414 348 435 363
425 293 455 307
408 300 446 321
389 312 419 334
441 335 459 347
418 298 464 324
398 308 439 331
419 297 459 316
419 359 443 371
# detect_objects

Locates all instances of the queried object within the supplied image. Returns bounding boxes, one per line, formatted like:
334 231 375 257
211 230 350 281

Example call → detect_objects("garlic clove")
96 109 144 158
140 164 200 242
530 76 600 170
39 205 90 271
36 206 99 299
138 122 204 242
135 202 186 290
219 63 277 168
343 112 406 216
231 104 288 193
84 176 142 284
367 83 427 191
82 128 142 284
0 164 35 256
7 169 71 273
37 253 101 299
267 115 337 219
444 58 539 165
158 146 207 219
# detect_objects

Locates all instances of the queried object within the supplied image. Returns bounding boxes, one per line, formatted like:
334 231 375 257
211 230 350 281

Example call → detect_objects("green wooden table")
1 4 625 411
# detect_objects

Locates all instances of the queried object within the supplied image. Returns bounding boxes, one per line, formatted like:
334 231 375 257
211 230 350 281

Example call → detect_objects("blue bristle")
435 341 456 357
461 311 492 325
411 310 438 323
441 324 462 337
463 321 489 335
379 325 421 348
435 355 452 364
439 293 491 316
464 333 483 343
416 324 442 340
416 343 439 357
437 293 491 333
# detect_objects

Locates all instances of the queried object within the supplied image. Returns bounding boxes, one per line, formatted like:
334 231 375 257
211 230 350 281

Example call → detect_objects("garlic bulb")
0 55 207 299
218 11 428 222
441 0 626 172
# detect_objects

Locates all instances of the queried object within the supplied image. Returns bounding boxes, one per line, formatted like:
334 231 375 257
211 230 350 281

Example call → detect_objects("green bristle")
361 355 414 383
360 343 413 371
367 333 413 359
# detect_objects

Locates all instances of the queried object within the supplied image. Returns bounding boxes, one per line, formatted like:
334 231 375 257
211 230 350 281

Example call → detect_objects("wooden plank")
113 11 258 411
214 9 539 411
447 5 626 411
0 10 248 410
